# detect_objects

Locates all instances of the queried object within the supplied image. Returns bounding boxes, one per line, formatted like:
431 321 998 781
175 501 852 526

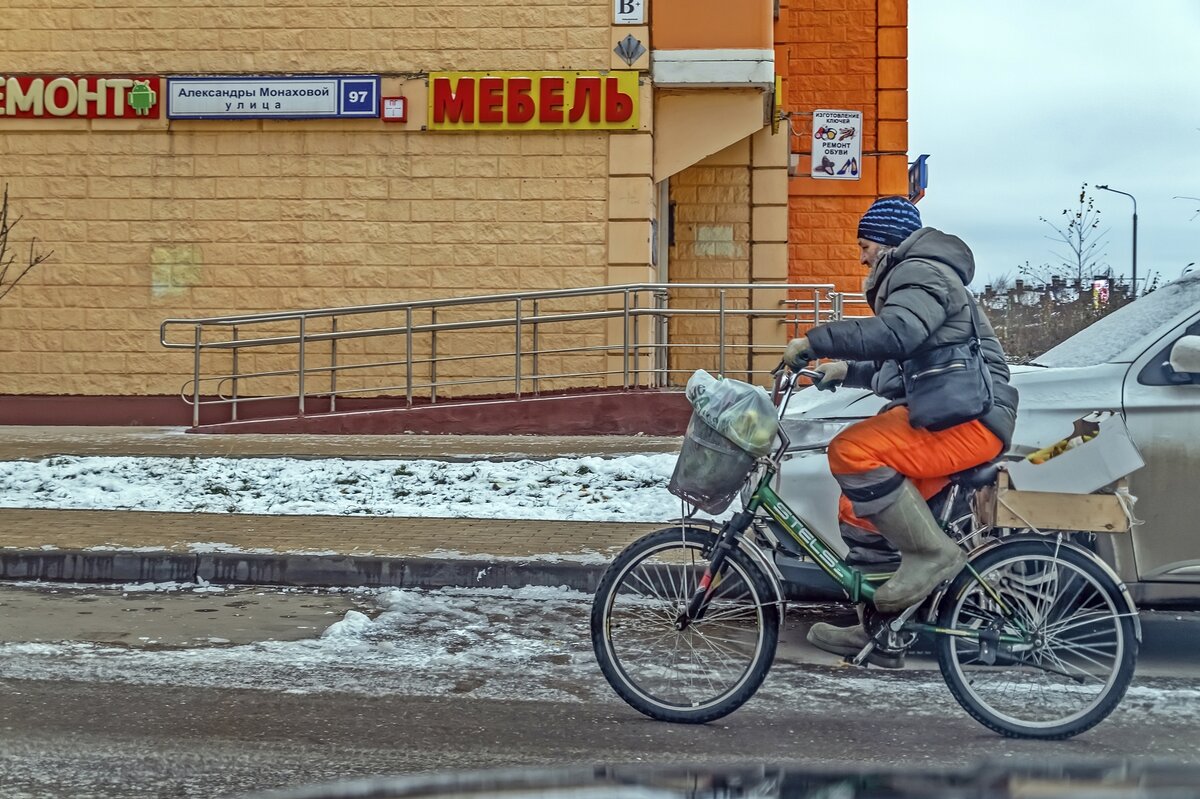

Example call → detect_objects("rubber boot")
865 479 967 614
806 606 904 669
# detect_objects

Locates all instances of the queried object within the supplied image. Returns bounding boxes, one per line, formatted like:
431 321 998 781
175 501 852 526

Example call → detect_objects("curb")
0 549 610 592
0 548 848 600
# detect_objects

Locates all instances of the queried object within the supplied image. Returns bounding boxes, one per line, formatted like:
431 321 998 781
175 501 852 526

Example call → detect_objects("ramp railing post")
192 324 201 428
622 290 630 389
631 291 640 388
405 307 414 407
430 307 438 405
230 324 239 422
298 315 307 417
718 288 727 377
531 299 540 396
514 298 523 398
329 318 338 413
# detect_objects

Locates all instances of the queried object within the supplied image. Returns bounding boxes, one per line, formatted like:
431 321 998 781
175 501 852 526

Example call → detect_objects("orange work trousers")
828 405 1004 533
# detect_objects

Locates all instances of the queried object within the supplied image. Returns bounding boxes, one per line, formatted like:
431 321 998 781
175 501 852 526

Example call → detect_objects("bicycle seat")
949 461 1001 489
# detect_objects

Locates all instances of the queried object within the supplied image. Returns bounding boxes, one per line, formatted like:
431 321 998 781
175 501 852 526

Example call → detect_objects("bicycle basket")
668 412 757 514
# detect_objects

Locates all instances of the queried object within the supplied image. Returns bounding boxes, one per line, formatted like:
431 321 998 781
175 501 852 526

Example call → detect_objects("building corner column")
605 129 655 388
876 0 910 195
750 126 790 377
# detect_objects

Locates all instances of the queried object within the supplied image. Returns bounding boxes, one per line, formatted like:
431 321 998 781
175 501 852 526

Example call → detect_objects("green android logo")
129 80 157 116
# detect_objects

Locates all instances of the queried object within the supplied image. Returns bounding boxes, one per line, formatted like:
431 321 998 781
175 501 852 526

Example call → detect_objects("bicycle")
591 365 1141 740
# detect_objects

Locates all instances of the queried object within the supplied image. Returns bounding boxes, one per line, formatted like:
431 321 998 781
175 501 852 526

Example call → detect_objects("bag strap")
964 289 982 346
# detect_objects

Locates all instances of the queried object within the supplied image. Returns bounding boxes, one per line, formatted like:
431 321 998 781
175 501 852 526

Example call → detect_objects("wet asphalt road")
1 583 1199 799
3 675 1199 799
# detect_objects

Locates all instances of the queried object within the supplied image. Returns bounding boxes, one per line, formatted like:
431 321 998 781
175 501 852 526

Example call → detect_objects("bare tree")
0 184 53 303
1174 196 1200 222
985 270 1015 294
1022 183 1110 285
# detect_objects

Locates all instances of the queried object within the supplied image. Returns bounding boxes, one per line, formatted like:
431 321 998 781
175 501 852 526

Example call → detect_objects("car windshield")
1032 272 1200 367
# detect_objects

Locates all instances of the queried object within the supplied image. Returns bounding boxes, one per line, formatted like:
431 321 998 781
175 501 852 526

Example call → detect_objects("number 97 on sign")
339 79 378 116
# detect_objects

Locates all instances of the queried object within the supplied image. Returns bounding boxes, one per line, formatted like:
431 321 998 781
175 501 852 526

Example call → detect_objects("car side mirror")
1166 335 1200 383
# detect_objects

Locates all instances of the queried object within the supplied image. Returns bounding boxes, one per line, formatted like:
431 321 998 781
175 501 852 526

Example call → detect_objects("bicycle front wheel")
936 539 1139 739
591 526 780 724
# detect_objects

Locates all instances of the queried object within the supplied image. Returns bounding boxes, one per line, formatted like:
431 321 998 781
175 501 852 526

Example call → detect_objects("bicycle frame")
747 481 875 604
743 477 1026 646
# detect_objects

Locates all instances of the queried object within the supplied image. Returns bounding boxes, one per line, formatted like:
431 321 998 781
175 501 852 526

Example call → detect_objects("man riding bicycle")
783 196 1019 668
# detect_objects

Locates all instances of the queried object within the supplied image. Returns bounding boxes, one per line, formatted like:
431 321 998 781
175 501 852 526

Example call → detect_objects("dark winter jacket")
807 227 1019 449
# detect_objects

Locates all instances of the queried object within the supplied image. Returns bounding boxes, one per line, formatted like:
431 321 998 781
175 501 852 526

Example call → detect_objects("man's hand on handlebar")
810 361 847 391
783 336 815 370
779 338 843 391
771 359 824 384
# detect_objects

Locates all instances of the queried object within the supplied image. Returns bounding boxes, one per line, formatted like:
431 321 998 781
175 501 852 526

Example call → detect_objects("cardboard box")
1005 412 1145 495
972 472 1132 534
991 472 1131 533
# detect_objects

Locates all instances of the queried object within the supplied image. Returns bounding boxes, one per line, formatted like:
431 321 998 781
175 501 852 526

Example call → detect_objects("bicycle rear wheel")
936 539 1139 739
591 526 780 724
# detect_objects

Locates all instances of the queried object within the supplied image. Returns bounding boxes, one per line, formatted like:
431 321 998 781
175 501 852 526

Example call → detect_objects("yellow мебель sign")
428 71 639 131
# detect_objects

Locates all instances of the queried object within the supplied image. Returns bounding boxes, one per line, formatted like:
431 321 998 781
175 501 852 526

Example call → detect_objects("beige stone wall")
0 0 785 405
2 0 611 74
0 0 618 398
0 128 612 396
666 140 752 384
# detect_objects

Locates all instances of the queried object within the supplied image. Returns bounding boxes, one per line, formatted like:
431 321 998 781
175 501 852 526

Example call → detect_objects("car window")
1033 273 1200 367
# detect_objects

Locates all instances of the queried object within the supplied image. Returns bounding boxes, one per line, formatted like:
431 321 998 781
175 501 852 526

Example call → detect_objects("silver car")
777 272 1200 607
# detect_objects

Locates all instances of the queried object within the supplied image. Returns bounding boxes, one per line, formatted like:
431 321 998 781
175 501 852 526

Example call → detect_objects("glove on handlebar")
783 337 816 369
813 360 848 391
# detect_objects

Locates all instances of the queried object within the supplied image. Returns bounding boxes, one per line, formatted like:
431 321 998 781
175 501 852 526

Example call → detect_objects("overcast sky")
909 0 1200 290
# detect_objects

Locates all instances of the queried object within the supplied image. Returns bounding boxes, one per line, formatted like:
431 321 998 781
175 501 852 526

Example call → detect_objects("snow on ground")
1 584 1194 727
0 453 720 522
0 586 606 703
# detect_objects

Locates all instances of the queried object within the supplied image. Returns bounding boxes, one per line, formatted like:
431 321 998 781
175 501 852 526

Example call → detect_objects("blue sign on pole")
908 154 930 203
167 75 381 120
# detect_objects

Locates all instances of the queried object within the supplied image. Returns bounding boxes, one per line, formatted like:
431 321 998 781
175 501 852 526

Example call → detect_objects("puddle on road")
0 583 373 649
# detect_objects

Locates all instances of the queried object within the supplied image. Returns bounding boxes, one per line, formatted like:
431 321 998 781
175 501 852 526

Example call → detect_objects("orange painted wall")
652 0 775 51
776 0 909 294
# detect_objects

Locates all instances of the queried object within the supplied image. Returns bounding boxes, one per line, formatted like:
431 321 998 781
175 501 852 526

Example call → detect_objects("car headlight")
779 418 855 451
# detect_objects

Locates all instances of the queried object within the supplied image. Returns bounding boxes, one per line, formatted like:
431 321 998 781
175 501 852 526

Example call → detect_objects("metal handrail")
160 282 830 333
782 291 870 336
161 282 861 427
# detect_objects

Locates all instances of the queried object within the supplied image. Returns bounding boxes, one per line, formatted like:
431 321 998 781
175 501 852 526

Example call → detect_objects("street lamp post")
1096 184 1138 297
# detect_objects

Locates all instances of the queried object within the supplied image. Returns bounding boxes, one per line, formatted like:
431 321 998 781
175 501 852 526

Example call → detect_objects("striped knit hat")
857 196 922 247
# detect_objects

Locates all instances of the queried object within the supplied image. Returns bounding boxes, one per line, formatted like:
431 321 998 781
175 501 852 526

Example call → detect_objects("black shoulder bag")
902 293 995 432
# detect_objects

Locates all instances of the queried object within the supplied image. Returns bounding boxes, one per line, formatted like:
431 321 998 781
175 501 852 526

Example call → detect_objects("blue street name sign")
167 75 380 120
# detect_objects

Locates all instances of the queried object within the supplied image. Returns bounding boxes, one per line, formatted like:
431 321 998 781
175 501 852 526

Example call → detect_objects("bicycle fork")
676 510 754 630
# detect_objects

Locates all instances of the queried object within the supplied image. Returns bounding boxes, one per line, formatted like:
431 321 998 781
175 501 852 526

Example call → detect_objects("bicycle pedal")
845 646 905 670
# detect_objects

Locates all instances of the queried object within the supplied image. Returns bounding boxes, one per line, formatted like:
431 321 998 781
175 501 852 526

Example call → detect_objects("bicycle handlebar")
769 361 827 459
770 359 824 383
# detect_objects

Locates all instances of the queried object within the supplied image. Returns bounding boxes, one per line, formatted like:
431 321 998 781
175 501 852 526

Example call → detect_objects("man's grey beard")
862 246 896 293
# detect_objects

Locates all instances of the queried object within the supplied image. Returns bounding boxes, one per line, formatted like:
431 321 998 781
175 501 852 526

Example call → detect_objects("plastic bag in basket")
685 370 779 457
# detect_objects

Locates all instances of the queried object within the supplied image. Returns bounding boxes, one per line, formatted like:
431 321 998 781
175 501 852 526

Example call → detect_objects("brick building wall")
778 0 909 294
0 130 611 395
667 144 752 381
1 0 611 74
0 0 616 397
0 0 902 421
